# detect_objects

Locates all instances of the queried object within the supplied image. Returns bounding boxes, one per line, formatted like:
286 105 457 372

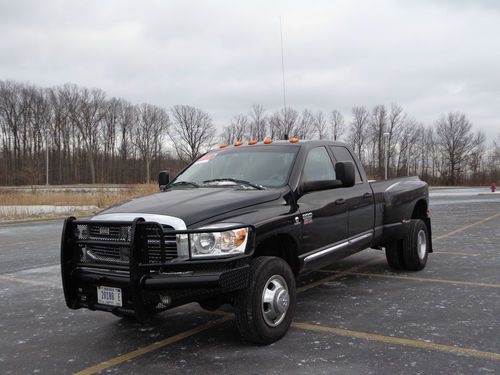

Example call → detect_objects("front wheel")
234 256 296 345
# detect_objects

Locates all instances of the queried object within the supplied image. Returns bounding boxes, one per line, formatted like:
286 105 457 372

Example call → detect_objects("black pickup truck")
61 140 432 344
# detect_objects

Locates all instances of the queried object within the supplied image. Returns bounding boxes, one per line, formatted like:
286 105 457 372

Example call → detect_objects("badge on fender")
302 212 313 225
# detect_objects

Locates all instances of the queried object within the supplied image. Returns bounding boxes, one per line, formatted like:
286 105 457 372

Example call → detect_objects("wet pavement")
0 190 499 374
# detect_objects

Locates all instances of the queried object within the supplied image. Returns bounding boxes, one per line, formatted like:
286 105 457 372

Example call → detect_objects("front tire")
234 256 296 345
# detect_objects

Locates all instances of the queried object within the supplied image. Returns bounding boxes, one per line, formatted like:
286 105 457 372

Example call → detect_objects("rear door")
329 145 374 249
297 147 348 262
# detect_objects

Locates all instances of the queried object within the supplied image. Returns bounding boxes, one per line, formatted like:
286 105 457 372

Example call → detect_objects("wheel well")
254 234 300 276
412 199 428 219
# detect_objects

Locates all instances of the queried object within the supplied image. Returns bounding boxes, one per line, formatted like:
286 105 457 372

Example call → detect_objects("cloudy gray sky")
1 0 499 139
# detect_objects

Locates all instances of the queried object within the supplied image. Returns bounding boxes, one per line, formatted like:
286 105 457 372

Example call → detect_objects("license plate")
97 286 122 307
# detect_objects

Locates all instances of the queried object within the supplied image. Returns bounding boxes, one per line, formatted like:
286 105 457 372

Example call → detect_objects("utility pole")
407 149 411 176
384 132 390 180
46 126 49 186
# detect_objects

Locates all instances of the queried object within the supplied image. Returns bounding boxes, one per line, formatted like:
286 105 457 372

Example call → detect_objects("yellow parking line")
434 212 500 241
335 271 500 289
0 274 60 289
292 322 500 361
74 315 232 375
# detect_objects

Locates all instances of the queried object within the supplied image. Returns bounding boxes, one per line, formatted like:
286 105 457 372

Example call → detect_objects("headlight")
189 227 249 258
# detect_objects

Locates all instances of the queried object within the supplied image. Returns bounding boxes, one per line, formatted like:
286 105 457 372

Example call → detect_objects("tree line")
1 80 499 186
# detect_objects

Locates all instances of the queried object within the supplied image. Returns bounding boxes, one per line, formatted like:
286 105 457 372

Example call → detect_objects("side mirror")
335 161 355 187
158 170 170 191
302 179 343 193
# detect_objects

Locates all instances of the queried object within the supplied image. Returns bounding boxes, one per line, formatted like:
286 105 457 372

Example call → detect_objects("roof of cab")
214 139 350 151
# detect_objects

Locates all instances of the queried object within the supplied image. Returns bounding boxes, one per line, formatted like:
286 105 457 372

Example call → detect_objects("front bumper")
61 217 252 320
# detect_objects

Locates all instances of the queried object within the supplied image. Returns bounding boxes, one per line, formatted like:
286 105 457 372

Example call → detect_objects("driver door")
297 147 348 264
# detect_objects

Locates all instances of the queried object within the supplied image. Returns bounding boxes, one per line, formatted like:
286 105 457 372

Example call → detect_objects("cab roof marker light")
219 143 228 148
248 139 257 145
290 137 299 143
234 140 243 146
263 138 273 144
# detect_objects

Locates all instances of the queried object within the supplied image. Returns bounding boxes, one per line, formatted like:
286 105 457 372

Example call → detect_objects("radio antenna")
280 16 287 111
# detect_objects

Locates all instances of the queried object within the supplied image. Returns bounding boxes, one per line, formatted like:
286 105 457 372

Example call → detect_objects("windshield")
172 146 299 188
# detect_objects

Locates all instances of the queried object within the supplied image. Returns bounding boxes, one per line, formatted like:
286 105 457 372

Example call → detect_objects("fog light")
160 295 171 306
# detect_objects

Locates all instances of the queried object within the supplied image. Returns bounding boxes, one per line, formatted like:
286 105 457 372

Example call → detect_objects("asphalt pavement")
0 190 499 374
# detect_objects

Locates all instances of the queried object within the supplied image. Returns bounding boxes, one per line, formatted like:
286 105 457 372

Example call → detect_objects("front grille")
143 225 178 263
75 223 178 266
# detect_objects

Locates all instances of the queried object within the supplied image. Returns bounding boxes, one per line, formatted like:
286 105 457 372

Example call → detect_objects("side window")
330 146 363 183
302 147 336 182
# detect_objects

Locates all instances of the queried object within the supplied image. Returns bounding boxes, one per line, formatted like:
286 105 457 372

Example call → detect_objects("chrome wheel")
417 229 427 259
261 274 290 327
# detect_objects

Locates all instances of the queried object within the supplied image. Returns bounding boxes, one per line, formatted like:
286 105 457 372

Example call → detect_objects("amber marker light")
290 137 299 143
235 229 247 247
234 140 243 146
248 139 257 145
263 138 273 144
219 143 228 148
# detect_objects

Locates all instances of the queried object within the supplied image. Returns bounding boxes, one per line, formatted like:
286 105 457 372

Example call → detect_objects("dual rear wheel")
385 219 429 271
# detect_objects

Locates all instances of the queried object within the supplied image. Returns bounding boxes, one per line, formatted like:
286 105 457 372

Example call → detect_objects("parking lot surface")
1 190 499 374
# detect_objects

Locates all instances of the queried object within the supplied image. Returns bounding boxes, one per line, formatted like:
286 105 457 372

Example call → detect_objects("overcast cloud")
0 0 499 139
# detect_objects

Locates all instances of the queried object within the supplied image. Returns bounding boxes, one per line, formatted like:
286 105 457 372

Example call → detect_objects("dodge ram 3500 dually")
61 140 432 344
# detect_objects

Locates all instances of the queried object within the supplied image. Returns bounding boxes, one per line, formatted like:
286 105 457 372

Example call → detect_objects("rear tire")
402 219 429 271
385 240 405 269
234 256 296 345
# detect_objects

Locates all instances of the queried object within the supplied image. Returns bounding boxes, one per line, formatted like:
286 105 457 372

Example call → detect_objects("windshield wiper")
202 178 264 190
169 181 200 188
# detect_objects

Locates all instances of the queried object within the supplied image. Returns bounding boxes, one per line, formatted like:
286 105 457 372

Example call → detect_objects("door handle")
363 192 372 199
335 198 346 205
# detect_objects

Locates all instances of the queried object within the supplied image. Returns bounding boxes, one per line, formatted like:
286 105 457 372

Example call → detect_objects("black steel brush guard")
61 217 252 320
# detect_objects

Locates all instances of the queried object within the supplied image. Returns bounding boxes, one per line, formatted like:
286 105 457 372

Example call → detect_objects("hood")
97 187 282 227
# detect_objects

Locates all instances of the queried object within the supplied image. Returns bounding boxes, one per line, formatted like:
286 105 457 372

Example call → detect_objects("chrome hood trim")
91 213 187 230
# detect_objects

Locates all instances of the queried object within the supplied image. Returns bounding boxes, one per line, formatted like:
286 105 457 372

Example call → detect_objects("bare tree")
117 100 135 182
369 104 387 177
420 126 438 182
348 106 370 162
468 130 486 183
65 86 106 184
386 104 404 167
396 118 421 176
248 104 267 141
295 109 317 139
435 112 476 185
494 133 500 161
222 114 248 144
0 81 26 184
269 107 299 140
329 110 345 141
132 104 169 182
170 105 215 162
313 111 328 140
3 79 500 187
